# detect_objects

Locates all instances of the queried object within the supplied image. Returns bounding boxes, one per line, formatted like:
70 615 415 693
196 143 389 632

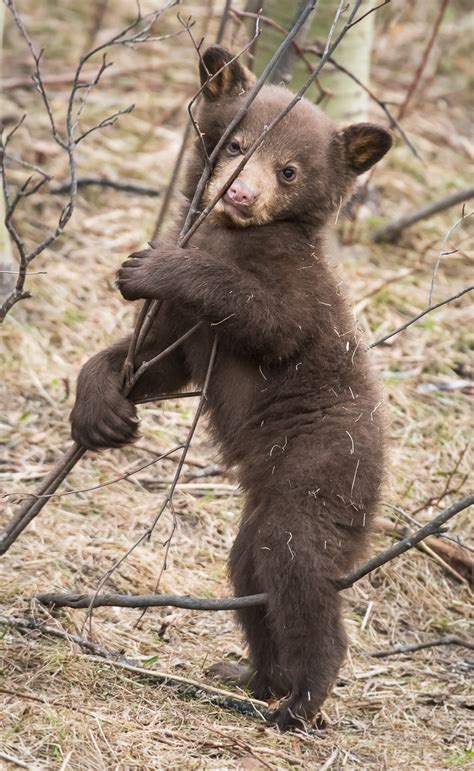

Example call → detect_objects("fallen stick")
370 635 474 658
51 176 162 196
0 615 269 719
373 186 474 243
36 494 474 611
374 516 473 583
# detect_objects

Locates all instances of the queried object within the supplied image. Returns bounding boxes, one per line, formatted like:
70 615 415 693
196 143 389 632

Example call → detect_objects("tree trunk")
249 0 374 123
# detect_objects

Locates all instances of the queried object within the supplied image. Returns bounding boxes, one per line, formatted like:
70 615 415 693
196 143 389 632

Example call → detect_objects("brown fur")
70 46 392 730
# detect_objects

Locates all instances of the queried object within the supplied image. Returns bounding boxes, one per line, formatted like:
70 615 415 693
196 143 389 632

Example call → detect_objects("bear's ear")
340 123 392 175
199 45 256 100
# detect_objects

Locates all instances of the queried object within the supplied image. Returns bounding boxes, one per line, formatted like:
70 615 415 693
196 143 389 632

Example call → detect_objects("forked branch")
1 0 180 321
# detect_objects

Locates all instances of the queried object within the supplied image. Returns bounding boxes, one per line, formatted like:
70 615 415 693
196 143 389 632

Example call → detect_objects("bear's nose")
225 179 257 206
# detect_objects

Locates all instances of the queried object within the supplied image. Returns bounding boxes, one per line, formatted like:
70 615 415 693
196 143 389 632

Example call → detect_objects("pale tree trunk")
315 0 373 123
1 1 15 303
248 0 374 123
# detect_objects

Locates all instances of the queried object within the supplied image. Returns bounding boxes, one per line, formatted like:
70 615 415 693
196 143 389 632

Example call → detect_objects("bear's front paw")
116 249 157 301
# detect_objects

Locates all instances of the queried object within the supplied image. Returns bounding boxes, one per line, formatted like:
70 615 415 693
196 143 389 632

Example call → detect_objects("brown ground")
1 1 473 769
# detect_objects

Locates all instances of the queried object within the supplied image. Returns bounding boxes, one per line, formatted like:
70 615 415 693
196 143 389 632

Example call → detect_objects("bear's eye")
280 167 296 182
228 139 242 155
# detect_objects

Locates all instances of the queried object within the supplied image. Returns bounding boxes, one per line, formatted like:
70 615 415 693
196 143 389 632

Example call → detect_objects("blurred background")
1 2 473 768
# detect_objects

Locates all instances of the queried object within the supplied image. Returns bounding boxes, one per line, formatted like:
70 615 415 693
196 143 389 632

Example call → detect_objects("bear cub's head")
195 46 392 229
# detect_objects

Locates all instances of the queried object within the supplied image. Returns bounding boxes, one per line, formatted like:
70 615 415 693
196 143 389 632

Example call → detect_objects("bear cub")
70 46 392 730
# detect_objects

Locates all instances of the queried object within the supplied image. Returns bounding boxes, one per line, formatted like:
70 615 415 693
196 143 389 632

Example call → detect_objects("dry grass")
1 1 473 768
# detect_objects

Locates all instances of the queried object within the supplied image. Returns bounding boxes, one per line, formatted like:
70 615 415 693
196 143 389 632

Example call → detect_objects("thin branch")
216 0 233 45
151 122 192 238
348 0 390 29
233 6 417 157
374 515 472 586
303 45 419 158
134 390 203 405
370 635 474 658
429 208 473 306
0 614 109 656
3 445 183 501
37 592 267 611
1 0 178 321
369 286 473 348
80 336 219 634
51 176 162 196
338 494 474 589
36 495 474 611
397 0 449 121
128 322 203 389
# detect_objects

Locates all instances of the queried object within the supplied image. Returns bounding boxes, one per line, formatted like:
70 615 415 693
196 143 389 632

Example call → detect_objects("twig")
370 635 474 658
36 495 474 611
373 188 474 243
80 336 218 635
0 614 108 656
216 0 233 46
338 494 474 589
0 751 30 770
51 176 162 196
397 0 450 121
151 122 192 239
428 208 473 306
83 656 270 718
304 46 419 159
374 515 473 585
0 0 178 321
409 444 470 517
3 445 183 501
369 286 473 348
233 8 418 157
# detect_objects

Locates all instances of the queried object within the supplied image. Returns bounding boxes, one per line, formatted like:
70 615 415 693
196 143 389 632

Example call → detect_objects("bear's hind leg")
207 515 282 702
253 511 349 731
268 580 346 731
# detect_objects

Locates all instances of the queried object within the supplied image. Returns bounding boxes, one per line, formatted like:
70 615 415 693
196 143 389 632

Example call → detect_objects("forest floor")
1 1 473 769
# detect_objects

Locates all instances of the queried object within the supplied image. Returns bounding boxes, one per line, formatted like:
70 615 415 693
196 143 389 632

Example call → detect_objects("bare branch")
3 445 183 501
370 635 474 658
428 208 474 306
397 0 449 121
1 0 177 321
51 176 162 196
338 494 474 589
370 286 473 348
37 592 268 611
35 495 474 612
76 104 135 144
80 336 219 635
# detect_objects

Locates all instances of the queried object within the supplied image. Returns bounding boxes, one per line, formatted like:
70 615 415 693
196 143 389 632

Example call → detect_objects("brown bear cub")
71 47 391 730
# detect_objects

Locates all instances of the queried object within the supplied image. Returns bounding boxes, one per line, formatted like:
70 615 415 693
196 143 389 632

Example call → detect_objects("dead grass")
1 1 473 768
